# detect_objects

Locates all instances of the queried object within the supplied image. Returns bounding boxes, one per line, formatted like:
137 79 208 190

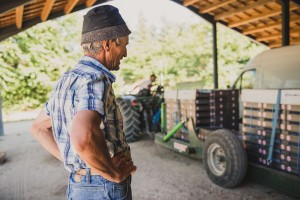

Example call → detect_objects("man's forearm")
71 110 136 183
33 127 62 161
74 131 122 182
30 110 61 161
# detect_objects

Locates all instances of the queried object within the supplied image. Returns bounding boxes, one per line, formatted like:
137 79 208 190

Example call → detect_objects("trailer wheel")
116 98 142 142
203 129 247 188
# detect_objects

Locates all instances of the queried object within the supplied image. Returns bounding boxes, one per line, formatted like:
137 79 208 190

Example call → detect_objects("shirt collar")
78 56 116 82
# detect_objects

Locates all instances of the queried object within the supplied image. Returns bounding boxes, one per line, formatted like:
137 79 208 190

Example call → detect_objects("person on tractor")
130 74 157 96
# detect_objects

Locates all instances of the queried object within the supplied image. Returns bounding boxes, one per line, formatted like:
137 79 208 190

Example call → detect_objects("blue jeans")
67 170 132 200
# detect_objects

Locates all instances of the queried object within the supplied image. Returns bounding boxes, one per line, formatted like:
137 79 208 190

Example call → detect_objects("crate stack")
280 104 300 175
209 89 239 131
164 90 210 142
242 102 284 167
241 89 300 177
164 89 240 142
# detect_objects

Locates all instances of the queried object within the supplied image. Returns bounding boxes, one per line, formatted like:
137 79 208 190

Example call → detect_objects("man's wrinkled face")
106 36 129 71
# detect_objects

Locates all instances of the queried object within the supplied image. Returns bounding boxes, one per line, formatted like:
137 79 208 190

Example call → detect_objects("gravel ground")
0 120 298 200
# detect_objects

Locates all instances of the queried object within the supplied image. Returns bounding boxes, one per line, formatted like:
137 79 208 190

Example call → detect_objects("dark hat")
81 5 131 44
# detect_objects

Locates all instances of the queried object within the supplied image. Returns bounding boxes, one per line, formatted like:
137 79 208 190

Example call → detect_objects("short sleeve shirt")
139 80 152 90
45 56 129 172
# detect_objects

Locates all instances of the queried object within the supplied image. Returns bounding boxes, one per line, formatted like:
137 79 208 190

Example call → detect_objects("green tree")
0 14 82 111
0 11 266 112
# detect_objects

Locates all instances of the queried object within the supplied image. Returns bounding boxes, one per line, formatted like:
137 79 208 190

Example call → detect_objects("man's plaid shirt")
45 56 129 172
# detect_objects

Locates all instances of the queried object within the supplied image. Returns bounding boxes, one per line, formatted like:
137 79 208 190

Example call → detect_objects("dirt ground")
0 120 298 200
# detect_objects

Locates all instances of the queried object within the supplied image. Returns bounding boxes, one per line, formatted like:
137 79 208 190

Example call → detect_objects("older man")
31 5 136 200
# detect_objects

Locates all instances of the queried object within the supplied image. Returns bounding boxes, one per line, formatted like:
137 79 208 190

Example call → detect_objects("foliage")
0 12 266 112
115 19 266 94
0 14 82 111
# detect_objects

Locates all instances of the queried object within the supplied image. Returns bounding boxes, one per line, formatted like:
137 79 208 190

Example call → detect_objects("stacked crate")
242 102 284 167
210 89 239 130
280 104 300 175
164 90 210 142
241 89 300 176
164 89 240 142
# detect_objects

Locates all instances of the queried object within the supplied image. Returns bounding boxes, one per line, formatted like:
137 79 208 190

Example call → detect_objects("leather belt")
73 150 131 182
76 168 98 176
74 169 98 183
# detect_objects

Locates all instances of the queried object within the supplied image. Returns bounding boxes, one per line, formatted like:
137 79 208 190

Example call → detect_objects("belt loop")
86 168 91 183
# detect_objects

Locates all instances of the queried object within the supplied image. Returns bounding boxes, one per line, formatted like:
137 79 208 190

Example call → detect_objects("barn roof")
0 0 299 48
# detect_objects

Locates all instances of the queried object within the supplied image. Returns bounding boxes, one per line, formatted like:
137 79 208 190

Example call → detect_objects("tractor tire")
116 98 142 142
203 129 247 188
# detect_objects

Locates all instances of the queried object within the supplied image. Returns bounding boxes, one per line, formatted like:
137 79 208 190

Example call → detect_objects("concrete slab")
0 120 298 200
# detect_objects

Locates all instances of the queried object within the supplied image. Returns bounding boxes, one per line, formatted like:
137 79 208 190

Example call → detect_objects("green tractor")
116 86 163 142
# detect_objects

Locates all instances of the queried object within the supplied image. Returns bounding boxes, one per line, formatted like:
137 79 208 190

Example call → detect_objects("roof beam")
256 28 300 41
172 0 216 23
243 18 300 35
228 4 298 28
0 0 32 15
41 0 55 21
171 0 268 47
214 0 273 21
183 0 199 6
86 0 97 7
269 38 300 48
292 0 300 7
64 0 80 14
0 0 111 42
15 6 24 29
200 0 236 14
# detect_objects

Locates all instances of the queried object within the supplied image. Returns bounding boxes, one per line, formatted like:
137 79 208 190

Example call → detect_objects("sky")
82 0 203 31
75 0 207 92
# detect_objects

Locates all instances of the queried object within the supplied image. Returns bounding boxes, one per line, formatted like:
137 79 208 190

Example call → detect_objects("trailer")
154 45 300 198
155 94 300 197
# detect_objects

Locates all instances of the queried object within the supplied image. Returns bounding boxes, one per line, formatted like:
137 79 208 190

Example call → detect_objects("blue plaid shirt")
45 56 129 172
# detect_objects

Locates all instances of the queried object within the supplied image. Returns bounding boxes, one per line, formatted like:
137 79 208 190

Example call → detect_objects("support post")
212 21 218 89
281 0 290 46
161 101 166 134
0 95 4 136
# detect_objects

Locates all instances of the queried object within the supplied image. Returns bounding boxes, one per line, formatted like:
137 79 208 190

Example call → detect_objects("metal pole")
212 21 218 89
163 120 186 142
281 0 290 46
160 101 166 134
0 95 4 136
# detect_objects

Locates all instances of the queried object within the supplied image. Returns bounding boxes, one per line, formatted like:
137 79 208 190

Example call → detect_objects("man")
30 5 136 200
139 74 157 91
131 73 157 95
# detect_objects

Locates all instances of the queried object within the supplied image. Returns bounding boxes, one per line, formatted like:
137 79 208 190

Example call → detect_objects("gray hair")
82 41 103 53
81 38 121 54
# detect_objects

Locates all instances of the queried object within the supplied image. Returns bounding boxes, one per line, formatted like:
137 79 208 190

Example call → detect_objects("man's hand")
111 152 137 182
71 110 136 183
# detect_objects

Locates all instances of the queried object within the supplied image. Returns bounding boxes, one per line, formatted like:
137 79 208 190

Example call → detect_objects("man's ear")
103 40 110 51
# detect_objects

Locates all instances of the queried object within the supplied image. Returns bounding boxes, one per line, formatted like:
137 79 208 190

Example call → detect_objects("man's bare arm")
70 110 136 183
30 110 62 161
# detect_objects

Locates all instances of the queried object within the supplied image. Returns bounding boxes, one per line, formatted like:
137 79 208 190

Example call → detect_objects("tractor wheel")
116 98 142 142
203 129 247 188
